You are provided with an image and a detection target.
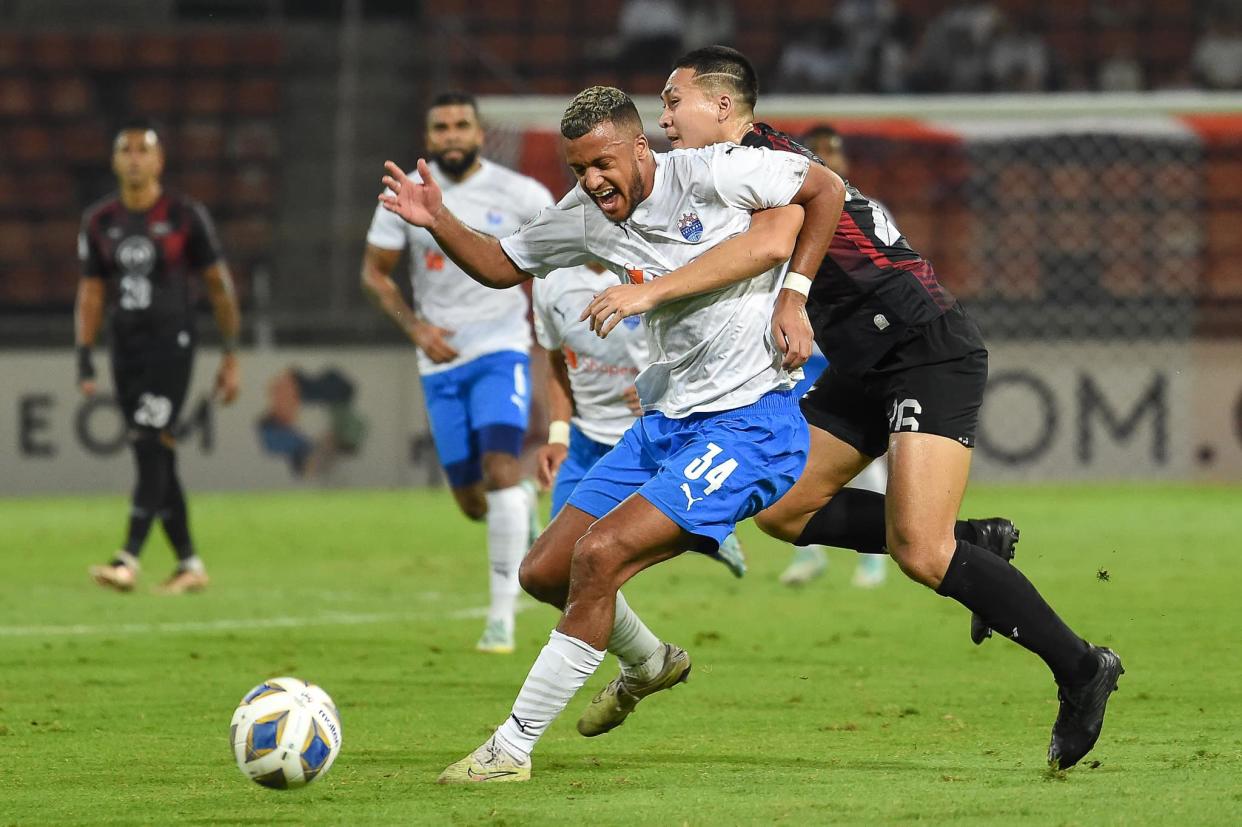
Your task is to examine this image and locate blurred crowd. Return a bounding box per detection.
[613,0,1242,93]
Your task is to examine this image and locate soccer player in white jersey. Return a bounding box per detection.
[532,263,747,578]
[361,92,552,654]
[378,85,847,782]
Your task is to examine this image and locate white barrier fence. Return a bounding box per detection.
[2,344,1240,496]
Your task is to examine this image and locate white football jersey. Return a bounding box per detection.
[501,143,810,418]
[533,266,650,446]
[367,158,554,375]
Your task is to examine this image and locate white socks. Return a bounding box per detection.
[610,592,664,682]
[484,485,530,628]
[494,630,605,761]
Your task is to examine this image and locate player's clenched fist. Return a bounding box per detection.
[379,159,443,229]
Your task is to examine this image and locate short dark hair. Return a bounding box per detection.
[560,86,642,140]
[428,91,479,114]
[114,117,161,143]
[673,45,759,112]
[802,124,840,144]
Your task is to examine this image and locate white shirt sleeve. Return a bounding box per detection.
[708,144,810,212]
[499,190,592,278]
[531,280,562,351]
[365,195,410,250]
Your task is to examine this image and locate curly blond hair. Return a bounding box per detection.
[560,86,642,140]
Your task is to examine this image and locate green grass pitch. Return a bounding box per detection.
[1,485,1238,825]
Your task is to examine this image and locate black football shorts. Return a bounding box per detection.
[110,330,195,436]
[800,304,988,458]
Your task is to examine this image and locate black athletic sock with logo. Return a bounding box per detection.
[122,436,170,558]
[794,488,988,555]
[936,540,1098,687]
[159,449,195,564]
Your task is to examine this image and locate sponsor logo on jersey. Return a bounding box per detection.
[625,266,644,285]
[677,211,703,242]
[486,209,504,226]
[424,250,446,271]
[116,235,157,277]
[622,316,641,330]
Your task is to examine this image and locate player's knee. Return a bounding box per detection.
[754,505,802,543]
[886,534,955,588]
[453,491,487,521]
[518,553,567,608]
[570,529,626,588]
[481,453,521,491]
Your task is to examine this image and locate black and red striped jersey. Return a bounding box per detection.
[79,190,223,342]
[743,122,956,373]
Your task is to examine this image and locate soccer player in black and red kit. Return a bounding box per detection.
[652,46,1122,770]
[75,120,242,594]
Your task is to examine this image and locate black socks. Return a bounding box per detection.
[124,437,170,556]
[123,437,195,563]
[794,488,887,553]
[159,449,195,563]
[794,488,984,555]
[936,540,1096,688]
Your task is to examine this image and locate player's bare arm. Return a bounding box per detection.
[771,162,845,368]
[379,159,531,289]
[74,275,105,397]
[360,242,459,363]
[580,205,804,337]
[536,348,575,490]
[203,261,242,405]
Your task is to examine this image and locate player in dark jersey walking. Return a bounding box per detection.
[584,46,1122,771]
[75,119,242,594]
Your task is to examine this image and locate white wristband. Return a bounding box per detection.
[782,271,813,297]
[547,420,571,446]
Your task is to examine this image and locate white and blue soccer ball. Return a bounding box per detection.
[229,676,342,789]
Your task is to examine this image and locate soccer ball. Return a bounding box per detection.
[229,676,342,789]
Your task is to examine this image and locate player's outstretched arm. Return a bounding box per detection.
[378,160,530,289]
[203,261,241,404]
[74,275,105,396]
[580,205,804,337]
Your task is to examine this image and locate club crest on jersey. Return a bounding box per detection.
[677,211,703,242]
[622,315,641,330]
[486,209,504,226]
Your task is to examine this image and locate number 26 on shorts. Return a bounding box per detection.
[682,442,738,496]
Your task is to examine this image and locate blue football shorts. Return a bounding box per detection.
[550,424,616,518]
[420,350,530,487]
[567,389,809,551]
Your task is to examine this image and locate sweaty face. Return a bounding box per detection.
[426,103,484,178]
[112,130,163,188]
[659,67,730,150]
[564,122,646,223]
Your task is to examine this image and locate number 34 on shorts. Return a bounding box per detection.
[679,442,737,510]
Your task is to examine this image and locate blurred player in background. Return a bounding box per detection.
[779,124,887,589]
[361,92,551,655]
[649,46,1122,769]
[76,119,241,595]
[532,263,746,577]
